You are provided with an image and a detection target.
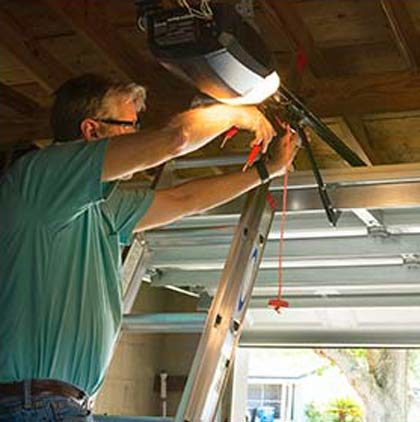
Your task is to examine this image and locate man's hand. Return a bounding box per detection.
[267,124,301,179]
[173,104,277,155]
[231,106,277,153]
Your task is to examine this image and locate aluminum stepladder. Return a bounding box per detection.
[175,181,275,422]
[121,233,151,314]
[121,164,166,313]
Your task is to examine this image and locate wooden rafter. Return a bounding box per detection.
[380,0,420,70]
[0,82,43,117]
[261,0,332,78]
[339,115,378,166]
[42,0,166,87]
[0,117,50,148]
[301,71,420,117]
[0,7,73,92]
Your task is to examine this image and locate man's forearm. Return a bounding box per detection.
[173,166,264,214]
[136,167,264,232]
[173,141,299,216]
[136,139,299,232]
[102,105,238,181]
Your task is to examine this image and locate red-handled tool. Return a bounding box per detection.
[220,126,239,149]
[242,144,262,172]
[220,126,263,172]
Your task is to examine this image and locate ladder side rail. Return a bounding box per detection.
[176,183,275,421]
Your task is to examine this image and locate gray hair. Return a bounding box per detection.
[103,82,147,115]
[50,74,147,142]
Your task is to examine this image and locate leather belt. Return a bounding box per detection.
[0,379,88,403]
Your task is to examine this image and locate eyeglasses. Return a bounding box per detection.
[96,118,141,131]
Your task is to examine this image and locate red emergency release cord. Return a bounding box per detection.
[269,47,308,313]
[268,128,291,313]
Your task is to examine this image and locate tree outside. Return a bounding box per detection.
[305,397,363,422]
[315,349,410,422]
[245,348,420,422]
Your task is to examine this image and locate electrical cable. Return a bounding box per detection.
[177,0,213,19]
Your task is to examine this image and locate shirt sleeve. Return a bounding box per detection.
[101,186,155,245]
[12,139,111,228]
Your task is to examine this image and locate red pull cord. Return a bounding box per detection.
[268,124,292,313]
[268,49,307,313]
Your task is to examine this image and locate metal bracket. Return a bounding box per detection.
[297,125,341,227]
[197,290,213,311]
[352,209,390,238]
[402,253,420,268]
[367,226,390,238]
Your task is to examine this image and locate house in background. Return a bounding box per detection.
[233,348,364,422]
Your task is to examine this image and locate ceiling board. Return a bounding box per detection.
[294,0,390,48]
[365,115,420,164]
[0,48,36,85]
[39,34,121,79]
[404,0,420,31]
[0,0,74,39]
[324,42,407,75]
[9,82,54,108]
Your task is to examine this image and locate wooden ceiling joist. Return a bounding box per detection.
[0,118,50,148]
[302,71,420,117]
[42,0,162,87]
[380,0,420,70]
[339,115,378,166]
[0,7,73,92]
[0,82,43,117]
[261,0,332,78]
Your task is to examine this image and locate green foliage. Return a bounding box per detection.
[346,349,367,360]
[409,350,420,380]
[314,364,330,376]
[304,402,324,422]
[304,398,363,422]
[326,397,363,422]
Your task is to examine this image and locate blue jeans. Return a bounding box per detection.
[0,393,94,421]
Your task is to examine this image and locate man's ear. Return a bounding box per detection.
[80,118,101,141]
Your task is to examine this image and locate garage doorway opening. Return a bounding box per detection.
[231,348,420,422]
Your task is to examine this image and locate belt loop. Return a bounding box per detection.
[23,380,31,409]
[82,395,91,411]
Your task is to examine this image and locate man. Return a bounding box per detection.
[0,74,299,420]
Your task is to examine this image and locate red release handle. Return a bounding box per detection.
[220,126,240,149]
[225,126,239,139]
[242,144,263,172]
[268,298,289,313]
[247,144,262,166]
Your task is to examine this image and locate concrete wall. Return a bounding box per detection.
[159,333,200,416]
[94,283,200,418]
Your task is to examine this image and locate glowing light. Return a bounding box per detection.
[220,71,280,106]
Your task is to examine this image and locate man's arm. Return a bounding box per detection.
[135,126,299,232]
[101,104,275,181]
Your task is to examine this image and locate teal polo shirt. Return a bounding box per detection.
[0,139,154,395]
